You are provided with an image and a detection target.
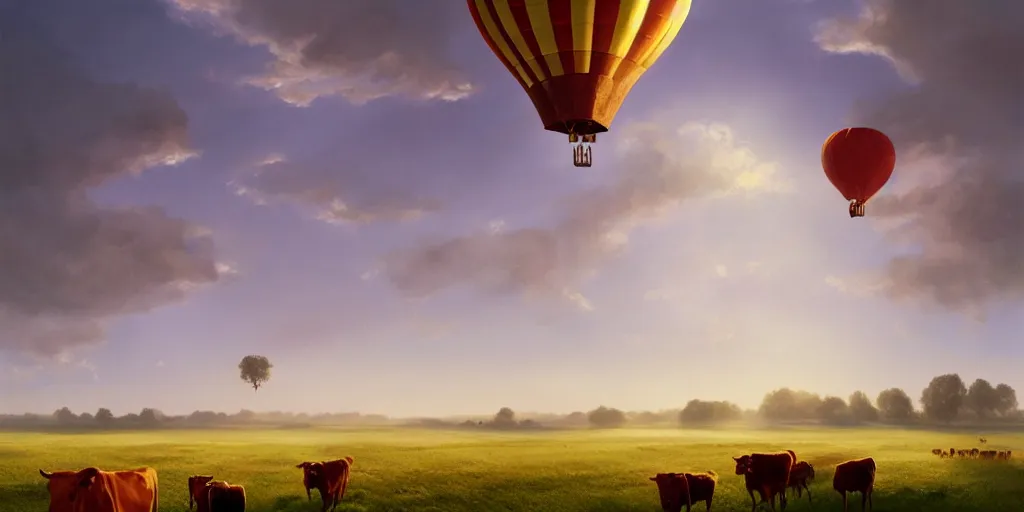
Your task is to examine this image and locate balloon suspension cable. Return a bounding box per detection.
[849,199,866,218]
[571,133,596,167]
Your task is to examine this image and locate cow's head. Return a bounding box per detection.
[296,462,324,500]
[805,463,815,481]
[732,455,752,475]
[187,475,214,510]
[39,468,102,512]
[649,473,688,512]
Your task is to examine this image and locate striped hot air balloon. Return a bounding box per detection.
[467,0,692,167]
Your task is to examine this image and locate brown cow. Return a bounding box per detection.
[833,457,875,512]
[39,467,158,512]
[189,475,246,512]
[734,452,794,512]
[788,461,815,505]
[649,471,717,512]
[296,457,354,512]
[650,473,692,512]
[206,481,246,512]
[189,475,215,512]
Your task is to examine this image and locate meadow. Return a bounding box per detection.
[1,426,1022,511]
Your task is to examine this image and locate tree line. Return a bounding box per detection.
[756,374,1018,425]
[1,373,1017,431]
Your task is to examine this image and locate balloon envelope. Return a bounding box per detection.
[467,0,692,136]
[821,127,896,203]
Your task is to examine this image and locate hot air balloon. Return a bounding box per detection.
[821,127,896,218]
[467,0,692,167]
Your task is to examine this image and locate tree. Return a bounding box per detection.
[759,388,822,421]
[238,355,273,392]
[817,396,850,424]
[995,383,1018,416]
[921,373,966,423]
[848,391,879,422]
[53,407,76,425]
[139,408,163,427]
[679,399,742,424]
[95,408,114,426]
[877,388,914,422]
[587,406,627,429]
[493,407,516,427]
[966,378,998,419]
[563,411,587,426]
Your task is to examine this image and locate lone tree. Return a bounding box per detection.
[238,355,273,392]
[493,407,517,427]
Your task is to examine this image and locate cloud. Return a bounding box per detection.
[381,121,780,305]
[168,0,473,106]
[0,10,223,358]
[232,154,441,224]
[816,0,1024,312]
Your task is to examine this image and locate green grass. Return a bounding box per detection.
[2,426,1022,511]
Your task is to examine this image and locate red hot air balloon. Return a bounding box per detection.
[821,127,896,217]
[467,0,692,167]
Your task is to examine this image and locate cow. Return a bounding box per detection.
[649,473,692,512]
[930,448,942,456]
[979,437,987,444]
[649,471,717,512]
[833,457,875,512]
[788,461,815,505]
[189,475,246,512]
[188,475,215,512]
[206,481,246,512]
[733,451,794,512]
[39,467,158,512]
[296,457,354,512]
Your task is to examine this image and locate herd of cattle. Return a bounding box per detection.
[35,443,1018,512]
[38,456,353,512]
[931,446,1013,459]
[651,451,875,512]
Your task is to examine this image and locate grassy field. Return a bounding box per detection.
[1,426,1022,511]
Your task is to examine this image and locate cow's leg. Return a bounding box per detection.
[841,491,848,512]
[780,489,787,511]
[805,484,813,506]
[748,489,757,512]
[320,490,330,512]
[705,497,712,511]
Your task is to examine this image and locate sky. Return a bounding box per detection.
[1,0,1022,418]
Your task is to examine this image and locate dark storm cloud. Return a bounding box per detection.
[816,0,1024,311]
[168,0,474,106]
[0,5,222,357]
[382,122,780,303]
